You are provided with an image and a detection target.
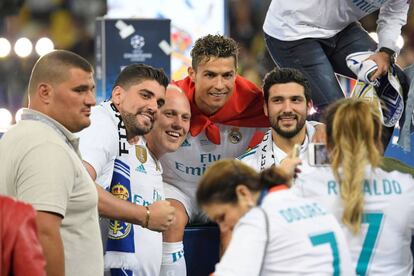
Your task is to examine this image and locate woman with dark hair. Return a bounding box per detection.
[295,98,414,275]
[197,159,354,276]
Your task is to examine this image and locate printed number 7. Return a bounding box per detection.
[310,232,340,276]
[356,212,384,276]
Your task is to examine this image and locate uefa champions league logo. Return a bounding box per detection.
[130,35,145,50]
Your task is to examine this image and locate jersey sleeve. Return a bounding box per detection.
[78,109,118,185]
[214,208,267,276]
[377,0,409,52]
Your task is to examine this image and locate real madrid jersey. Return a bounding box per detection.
[160,124,263,200]
[105,137,164,276]
[215,187,354,276]
[293,163,414,275]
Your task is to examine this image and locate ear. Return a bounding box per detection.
[111,86,123,106]
[235,184,255,207]
[188,67,196,82]
[37,83,52,104]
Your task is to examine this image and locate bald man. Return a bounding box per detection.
[0,50,103,275]
[97,84,191,275]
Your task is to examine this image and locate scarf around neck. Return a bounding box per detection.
[173,75,269,144]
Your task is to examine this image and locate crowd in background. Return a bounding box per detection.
[0,0,413,118]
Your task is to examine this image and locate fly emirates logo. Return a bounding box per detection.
[175,153,221,176]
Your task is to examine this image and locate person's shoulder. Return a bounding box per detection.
[238,146,259,161]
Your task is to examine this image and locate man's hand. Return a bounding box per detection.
[367,51,391,81]
[147,200,176,232]
[279,156,302,181]
[312,123,327,144]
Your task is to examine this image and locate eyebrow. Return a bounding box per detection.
[72,84,95,91]
[139,89,155,96]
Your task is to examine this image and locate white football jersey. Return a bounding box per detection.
[215,187,355,276]
[294,162,414,275]
[160,124,264,207]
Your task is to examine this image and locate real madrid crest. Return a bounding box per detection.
[135,145,147,163]
[228,127,242,144]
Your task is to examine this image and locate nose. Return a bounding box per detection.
[214,76,225,90]
[147,98,158,114]
[282,100,293,112]
[218,222,229,233]
[85,90,96,106]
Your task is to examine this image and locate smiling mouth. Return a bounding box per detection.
[166,131,181,139]
[140,113,154,122]
[209,92,227,97]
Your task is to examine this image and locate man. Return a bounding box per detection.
[0,50,103,275]
[78,66,180,275]
[159,34,270,276]
[263,0,409,113]
[239,67,316,171]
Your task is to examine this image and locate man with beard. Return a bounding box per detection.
[91,83,191,276]
[78,64,176,241]
[239,67,316,171]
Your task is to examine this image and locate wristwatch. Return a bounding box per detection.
[379,47,396,64]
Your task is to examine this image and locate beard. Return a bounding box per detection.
[121,110,154,137]
[270,112,306,138]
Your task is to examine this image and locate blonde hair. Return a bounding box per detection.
[325,98,382,234]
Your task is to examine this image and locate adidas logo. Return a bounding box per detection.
[136,164,147,174]
[181,139,191,147]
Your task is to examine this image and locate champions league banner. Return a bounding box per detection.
[95,18,171,102]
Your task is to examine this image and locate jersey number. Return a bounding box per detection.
[356,212,384,276]
[310,232,340,276]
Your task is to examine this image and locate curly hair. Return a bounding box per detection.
[190,34,239,69]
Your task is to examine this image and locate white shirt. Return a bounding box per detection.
[239,122,315,171]
[294,164,414,275]
[263,0,409,52]
[78,101,119,189]
[215,187,355,276]
[160,124,264,199]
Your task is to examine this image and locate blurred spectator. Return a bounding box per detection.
[1,195,46,276]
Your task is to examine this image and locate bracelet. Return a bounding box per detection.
[144,206,150,228]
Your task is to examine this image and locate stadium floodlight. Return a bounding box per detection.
[0,108,12,129]
[14,37,33,58]
[35,37,54,56]
[0,38,11,58]
[15,108,24,122]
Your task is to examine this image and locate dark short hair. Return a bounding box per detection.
[29,50,93,94]
[190,34,239,69]
[262,68,311,103]
[113,63,169,90]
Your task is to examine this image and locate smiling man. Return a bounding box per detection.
[239,67,316,171]
[159,34,270,276]
[78,64,177,275]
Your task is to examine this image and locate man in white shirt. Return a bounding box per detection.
[263,0,410,145]
[239,67,316,171]
[78,65,179,275]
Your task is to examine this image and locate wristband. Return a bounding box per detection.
[144,206,150,228]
